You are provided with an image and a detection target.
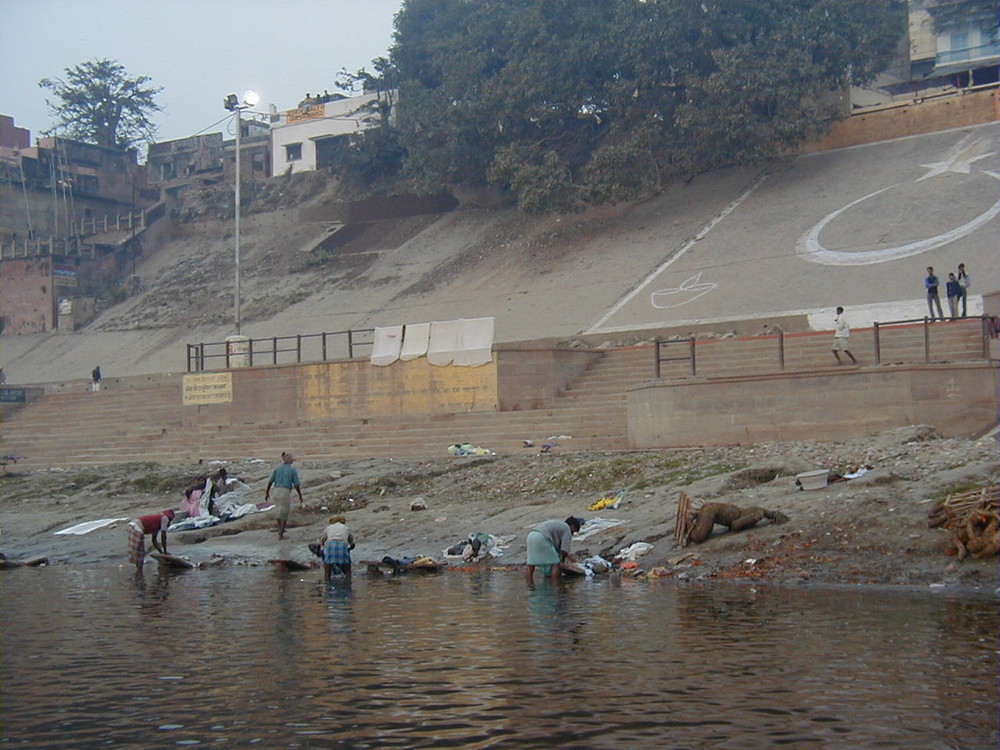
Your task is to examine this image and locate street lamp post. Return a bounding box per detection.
[223,90,259,336]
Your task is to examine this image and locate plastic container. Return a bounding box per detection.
[796,469,829,490]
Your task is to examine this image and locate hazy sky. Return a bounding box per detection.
[0,0,404,146]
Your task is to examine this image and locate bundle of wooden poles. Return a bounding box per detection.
[928,485,1000,560]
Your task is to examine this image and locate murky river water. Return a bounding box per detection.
[1,566,996,749]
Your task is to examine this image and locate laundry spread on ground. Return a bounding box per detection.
[615,542,654,561]
[574,517,629,541]
[589,491,624,511]
[447,443,494,456]
[54,518,128,535]
[442,532,514,561]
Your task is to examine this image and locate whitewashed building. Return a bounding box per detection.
[270,92,390,175]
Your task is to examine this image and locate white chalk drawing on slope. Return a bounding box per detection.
[650,271,717,309]
[797,135,1000,266]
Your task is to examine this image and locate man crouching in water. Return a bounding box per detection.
[524,516,583,584]
[127,509,175,573]
[318,515,355,581]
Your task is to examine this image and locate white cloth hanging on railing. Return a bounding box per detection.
[427,320,460,366]
[453,317,495,367]
[400,323,431,361]
[370,325,404,366]
[372,317,495,367]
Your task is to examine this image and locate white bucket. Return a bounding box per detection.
[796,469,829,490]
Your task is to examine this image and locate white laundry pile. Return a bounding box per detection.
[579,555,615,576]
[442,533,514,561]
[615,542,654,561]
[169,479,269,532]
[574,517,629,541]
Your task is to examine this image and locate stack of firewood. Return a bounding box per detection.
[928,485,1000,560]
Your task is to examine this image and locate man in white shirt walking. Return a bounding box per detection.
[831,306,858,365]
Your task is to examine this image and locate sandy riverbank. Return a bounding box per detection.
[2,425,997,592]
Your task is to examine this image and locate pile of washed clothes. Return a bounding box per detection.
[443,532,513,561]
[169,475,269,532]
[447,443,494,456]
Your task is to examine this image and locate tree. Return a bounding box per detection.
[40,59,163,149]
[323,58,406,189]
[385,0,906,212]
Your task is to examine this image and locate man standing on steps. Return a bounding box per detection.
[925,267,944,322]
[265,452,303,540]
[956,262,970,318]
[831,307,857,365]
[91,365,102,392]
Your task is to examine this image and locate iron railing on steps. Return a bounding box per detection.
[873,315,996,364]
[187,328,375,371]
[654,316,995,378]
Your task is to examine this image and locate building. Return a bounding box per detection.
[0,114,30,158]
[147,132,224,184]
[222,118,271,183]
[0,122,157,335]
[270,91,390,175]
[855,0,999,105]
[907,0,999,88]
[1,130,144,244]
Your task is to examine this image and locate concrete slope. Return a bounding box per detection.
[1,123,996,385]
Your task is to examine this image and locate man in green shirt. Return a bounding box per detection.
[265,452,303,540]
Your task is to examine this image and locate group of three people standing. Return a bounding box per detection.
[926,263,970,321]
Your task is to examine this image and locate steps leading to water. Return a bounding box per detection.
[1,318,988,468]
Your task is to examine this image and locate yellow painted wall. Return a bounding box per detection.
[299,356,498,418]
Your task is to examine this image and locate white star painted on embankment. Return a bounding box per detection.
[918,136,995,181]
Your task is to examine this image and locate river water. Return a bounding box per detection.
[1,566,996,749]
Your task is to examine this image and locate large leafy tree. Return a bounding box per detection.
[323,58,406,188]
[387,0,906,212]
[40,59,163,149]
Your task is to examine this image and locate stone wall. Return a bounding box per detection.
[495,347,602,410]
[0,257,53,334]
[182,356,501,427]
[801,87,997,154]
[626,362,997,447]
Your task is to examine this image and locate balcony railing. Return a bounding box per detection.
[937,40,1000,66]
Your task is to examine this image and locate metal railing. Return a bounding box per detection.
[653,317,995,379]
[655,328,786,378]
[655,338,697,377]
[70,209,146,237]
[186,328,375,372]
[873,315,995,365]
[936,41,1000,66]
[0,204,164,260]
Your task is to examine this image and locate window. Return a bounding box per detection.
[285,143,302,162]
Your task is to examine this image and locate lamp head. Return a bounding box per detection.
[242,90,259,107]
[223,93,238,111]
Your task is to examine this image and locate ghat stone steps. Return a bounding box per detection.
[0,318,987,468]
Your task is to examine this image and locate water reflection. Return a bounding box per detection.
[1,567,996,749]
